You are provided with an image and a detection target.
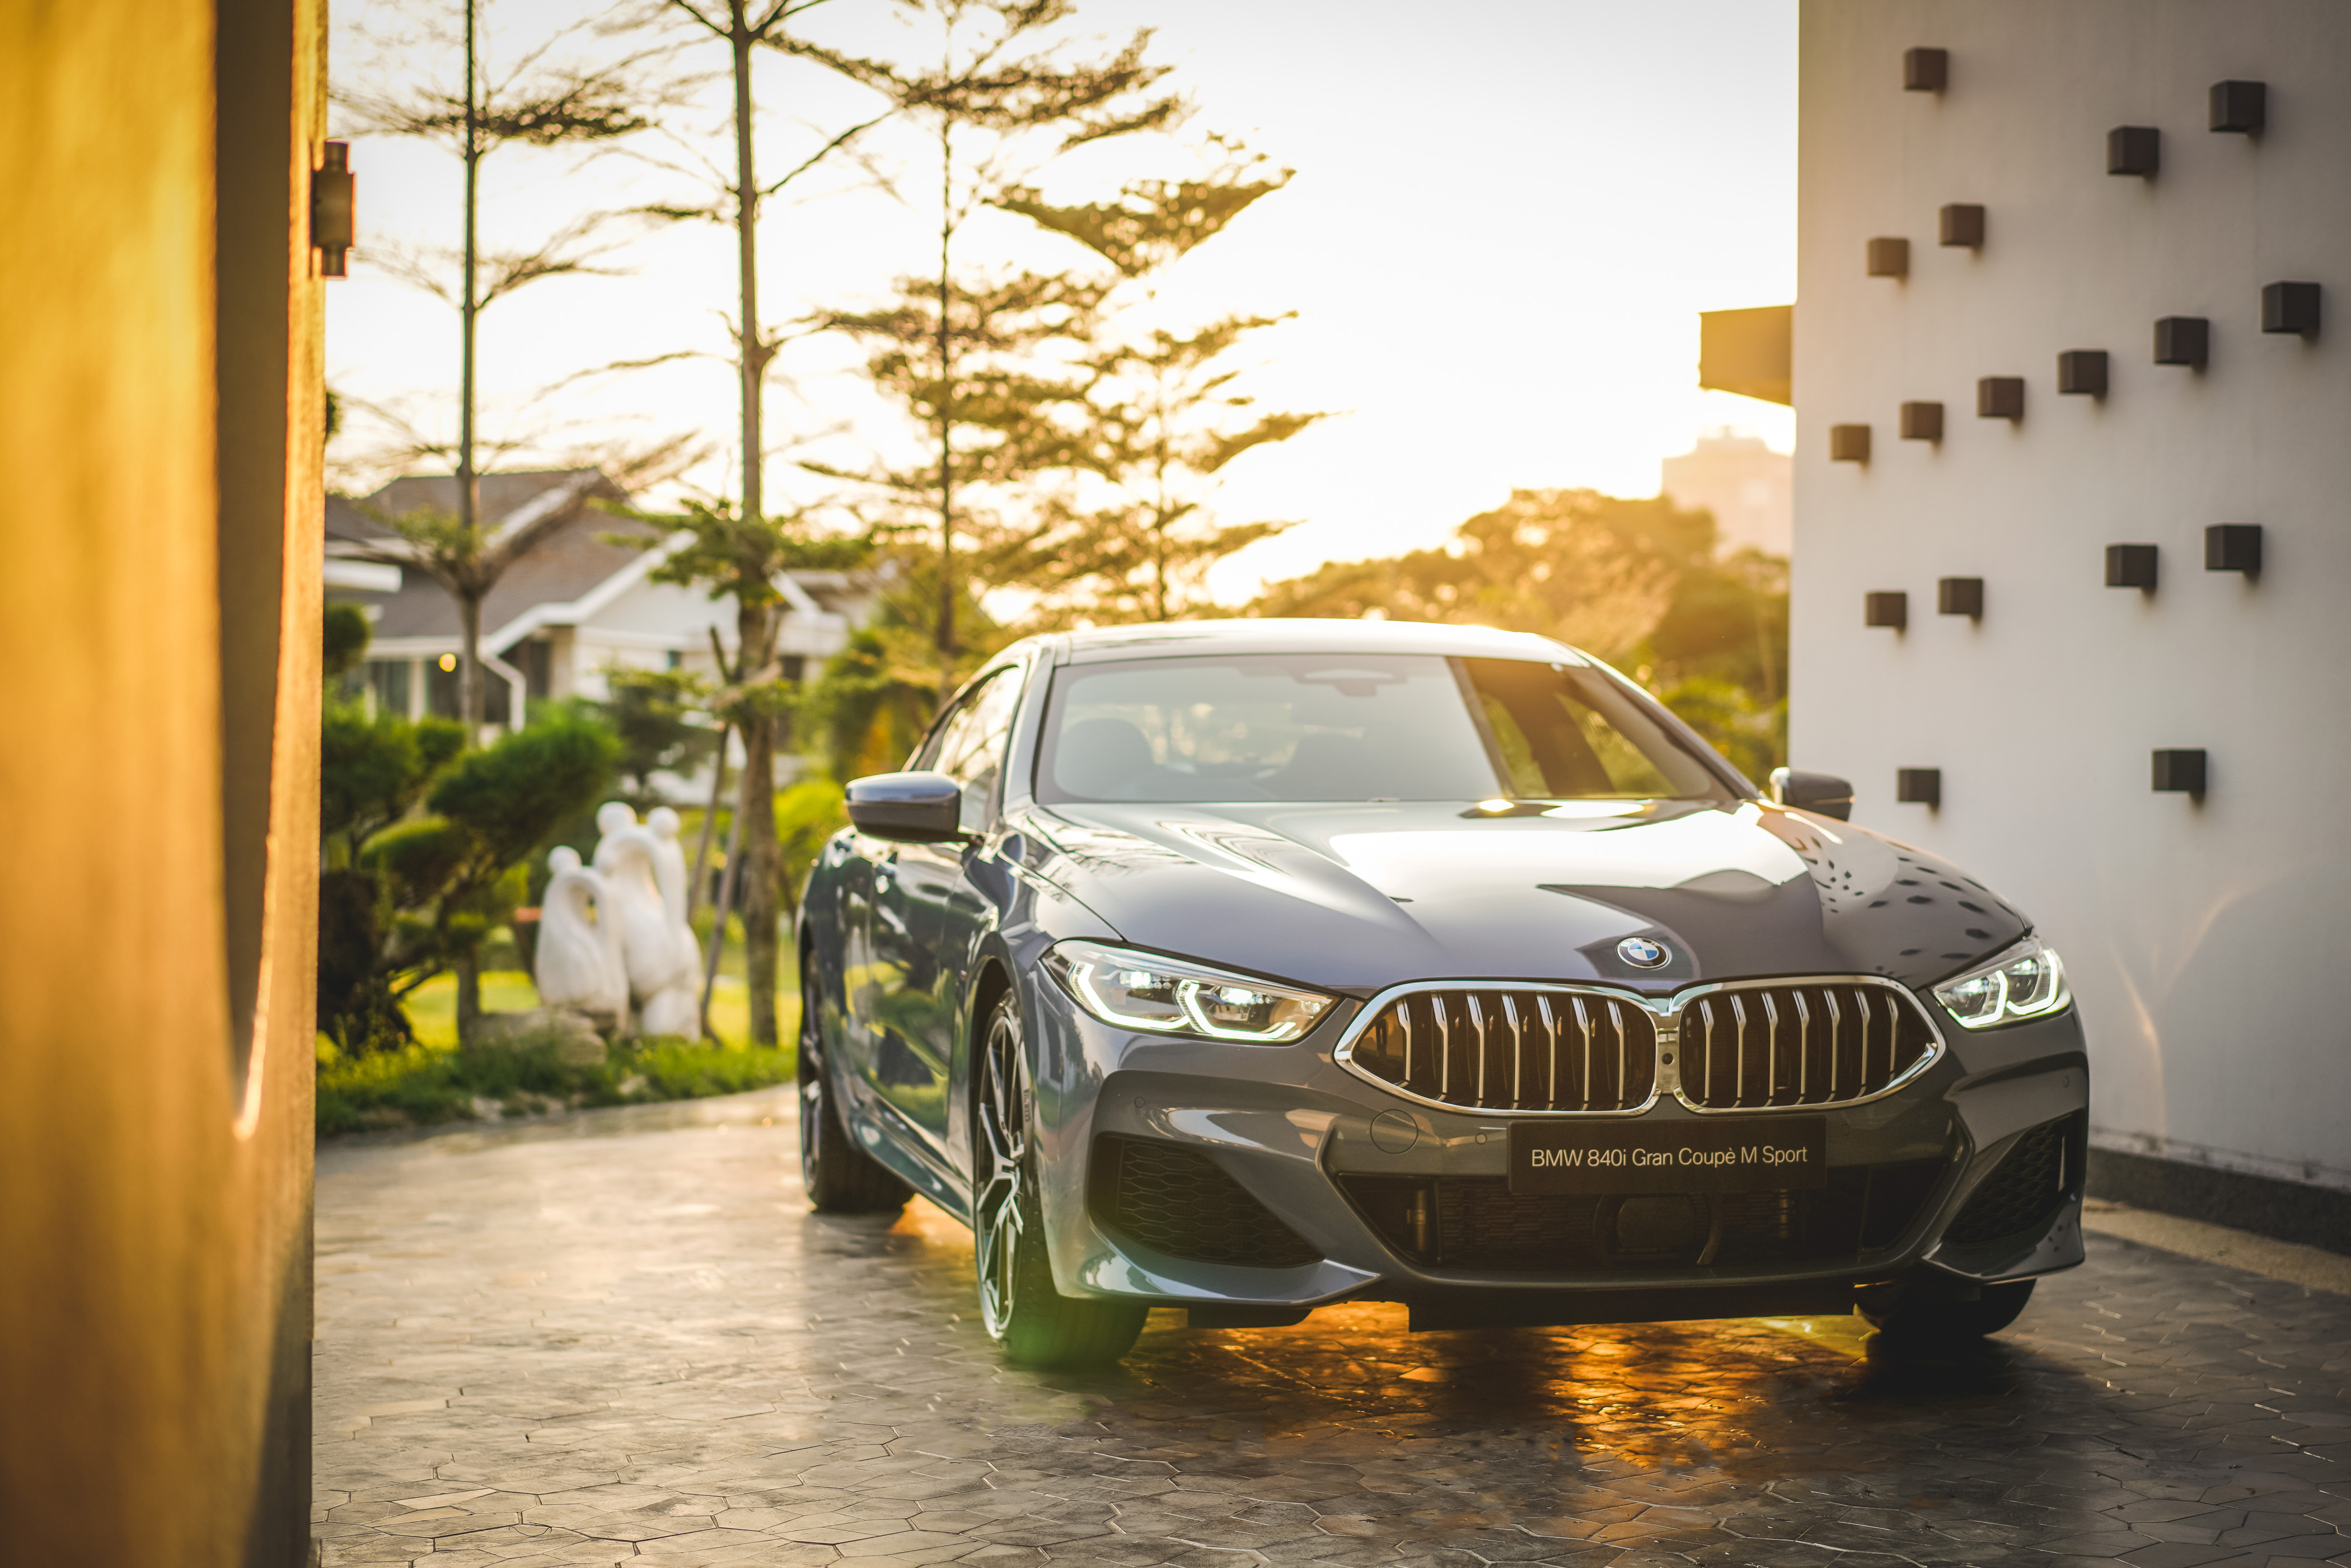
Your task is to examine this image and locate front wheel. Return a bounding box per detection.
[973,993,1146,1368]
[798,969,910,1214]
[1858,1278,2035,1345]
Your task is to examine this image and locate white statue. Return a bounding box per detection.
[644,806,703,978]
[534,845,627,1021]
[591,802,703,1037]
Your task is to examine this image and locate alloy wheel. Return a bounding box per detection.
[973,1004,1029,1341]
[798,1013,825,1196]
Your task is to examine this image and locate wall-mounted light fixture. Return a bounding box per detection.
[1865,591,1908,629]
[2057,350,2109,397]
[2151,749,2207,794]
[1900,401,1945,441]
[2205,523,2262,575]
[1905,48,1949,92]
[1977,377,2025,420]
[1830,424,1872,462]
[2109,126,2161,177]
[1866,237,1910,278]
[1938,204,1985,248]
[2106,544,2158,591]
[1895,769,1942,807]
[2154,316,2209,367]
[1937,577,1984,618]
[2210,80,2266,134]
[2262,281,2320,338]
[311,141,355,278]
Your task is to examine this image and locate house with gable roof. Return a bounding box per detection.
[322,467,873,766]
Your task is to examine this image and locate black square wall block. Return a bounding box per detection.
[1977,377,2025,420]
[1904,48,1948,91]
[1938,203,1985,247]
[2106,544,2158,590]
[2154,316,2209,367]
[1899,401,1945,441]
[2109,125,2161,176]
[2210,79,2266,134]
[1895,769,1942,807]
[1864,591,1908,629]
[2152,749,2207,794]
[1937,577,1984,617]
[2058,349,2110,396]
[1866,237,1910,278]
[2263,281,2320,337]
[1829,424,1871,462]
[2205,523,2262,574]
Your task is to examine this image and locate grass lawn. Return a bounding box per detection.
[401,968,798,1052]
[319,957,801,1138]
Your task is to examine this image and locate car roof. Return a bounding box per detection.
[1047,617,1592,667]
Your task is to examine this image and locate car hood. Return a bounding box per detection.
[1015,799,2027,996]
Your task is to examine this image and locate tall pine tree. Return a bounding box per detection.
[798,0,1180,698]
[994,140,1320,622]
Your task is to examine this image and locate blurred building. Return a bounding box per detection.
[0,1,322,1562]
[325,471,875,781]
[1790,0,2351,1247]
[1660,429,1792,556]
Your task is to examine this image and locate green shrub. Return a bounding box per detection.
[316,1033,795,1137]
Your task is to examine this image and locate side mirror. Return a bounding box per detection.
[1769,766,1854,822]
[846,770,967,843]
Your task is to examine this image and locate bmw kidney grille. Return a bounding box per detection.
[1339,980,1940,1114]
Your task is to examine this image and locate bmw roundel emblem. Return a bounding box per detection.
[1617,936,1670,968]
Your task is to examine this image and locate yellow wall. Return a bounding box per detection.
[0,2,324,1563]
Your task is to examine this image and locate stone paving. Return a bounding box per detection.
[315,1089,2351,1568]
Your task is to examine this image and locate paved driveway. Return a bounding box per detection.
[315,1091,2351,1568]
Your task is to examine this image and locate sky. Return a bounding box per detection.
[326,0,1797,602]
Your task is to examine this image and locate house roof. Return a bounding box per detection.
[324,468,661,644]
[325,469,627,541]
[324,467,884,656]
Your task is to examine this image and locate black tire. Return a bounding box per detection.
[798,969,911,1214]
[973,993,1146,1368]
[1858,1278,2035,1344]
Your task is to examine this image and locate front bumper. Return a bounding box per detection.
[1024,971,2088,1325]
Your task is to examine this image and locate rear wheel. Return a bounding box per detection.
[973,993,1146,1368]
[798,968,911,1214]
[1858,1278,2035,1344]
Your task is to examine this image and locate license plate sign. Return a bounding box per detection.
[1508,1116,1828,1195]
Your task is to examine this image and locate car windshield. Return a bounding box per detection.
[1037,652,1733,805]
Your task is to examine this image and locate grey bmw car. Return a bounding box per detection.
[795,620,2086,1366]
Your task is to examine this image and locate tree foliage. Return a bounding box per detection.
[814,270,1100,549]
[774,771,851,918]
[324,601,374,682]
[318,696,617,1055]
[599,667,717,804]
[989,141,1317,622]
[1249,489,1788,778]
[621,499,865,1043]
[803,0,1183,692]
[802,553,1001,782]
[335,1,659,736]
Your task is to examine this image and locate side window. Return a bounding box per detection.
[927,667,1023,830]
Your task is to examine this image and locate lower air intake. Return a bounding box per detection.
[1089,1135,1322,1269]
[1341,1159,1945,1273]
[1945,1112,2082,1246]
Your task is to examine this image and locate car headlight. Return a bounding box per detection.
[1042,940,1336,1043]
[1932,935,2070,1029]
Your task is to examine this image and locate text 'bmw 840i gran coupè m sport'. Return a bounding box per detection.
[795,620,2086,1366]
